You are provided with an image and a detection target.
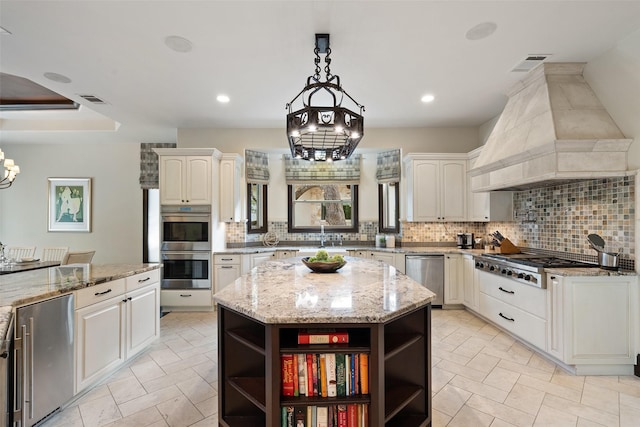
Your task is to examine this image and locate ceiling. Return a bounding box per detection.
[1,0,640,146]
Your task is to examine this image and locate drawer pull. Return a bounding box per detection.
[221,258,233,261]
[138,277,151,283]
[498,287,515,294]
[221,266,234,269]
[499,312,515,322]
[180,294,192,298]
[94,289,112,296]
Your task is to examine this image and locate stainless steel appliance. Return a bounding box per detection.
[474,253,595,289]
[161,251,211,289]
[161,205,211,251]
[14,294,74,427]
[405,254,444,307]
[456,233,474,249]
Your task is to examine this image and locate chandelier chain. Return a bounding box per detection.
[324,47,332,80]
[314,46,321,80]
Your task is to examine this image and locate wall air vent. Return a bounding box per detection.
[511,54,551,72]
[78,94,107,104]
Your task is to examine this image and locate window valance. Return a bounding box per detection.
[245,150,270,184]
[376,149,401,183]
[284,154,361,184]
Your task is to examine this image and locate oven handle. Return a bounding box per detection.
[161,251,211,261]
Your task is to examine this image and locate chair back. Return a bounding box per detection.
[7,246,37,260]
[41,247,69,262]
[61,250,96,265]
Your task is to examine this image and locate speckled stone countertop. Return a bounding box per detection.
[544,267,637,276]
[0,264,160,348]
[215,246,481,255]
[213,257,436,324]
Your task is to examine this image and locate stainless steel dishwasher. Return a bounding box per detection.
[14,294,74,427]
[405,254,444,307]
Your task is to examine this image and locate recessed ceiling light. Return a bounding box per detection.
[465,22,498,41]
[421,94,435,103]
[43,72,72,84]
[216,94,230,103]
[164,35,193,53]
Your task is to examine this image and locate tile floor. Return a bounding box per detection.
[40,309,640,427]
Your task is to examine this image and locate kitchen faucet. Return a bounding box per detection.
[320,224,325,247]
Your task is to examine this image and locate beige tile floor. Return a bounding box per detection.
[40,309,640,427]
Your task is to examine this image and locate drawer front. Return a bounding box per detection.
[479,293,546,350]
[125,269,160,292]
[76,279,126,309]
[276,250,297,259]
[214,254,241,265]
[478,271,546,318]
[161,289,212,307]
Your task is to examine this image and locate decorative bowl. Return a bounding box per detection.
[301,257,347,273]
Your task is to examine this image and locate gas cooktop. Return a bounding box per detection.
[480,253,596,269]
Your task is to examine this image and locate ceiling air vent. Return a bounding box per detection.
[78,94,107,104]
[511,54,551,72]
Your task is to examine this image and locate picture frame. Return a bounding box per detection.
[48,178,92,232]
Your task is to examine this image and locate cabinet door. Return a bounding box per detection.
[371,251,395,266]
[412,160,440,221]
[185,156,212,205]
[444,254,463,304]
[159,156,186,205]
[440,160,466,221]
[126,283,160,359]
[76,296,125,392]
[462,255,478,310]
[215,264,240,293]
[220,157,241,222]
[251,252,275,269]
[546,274,564,360]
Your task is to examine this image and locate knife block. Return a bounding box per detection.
[498,238,520,254]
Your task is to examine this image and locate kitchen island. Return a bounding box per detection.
[214,257,436,427]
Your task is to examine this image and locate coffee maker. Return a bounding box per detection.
[456,233,474,249]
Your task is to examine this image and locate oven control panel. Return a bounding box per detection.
[473,257,544,288]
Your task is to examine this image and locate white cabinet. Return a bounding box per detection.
[242,252,276,274]
[444,254,463,304]
[404,154,467,221]
[467,148,513,221]
[546,274,638,374]
[276,249,298,259]
[214,254,242,293]
[161,289,212,308]
[158,155,212,205]
[348,250,404,273]
[462,254,479,310]
[220,154,243,222]
[76,270,160,393]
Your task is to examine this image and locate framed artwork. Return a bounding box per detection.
[48,178,92,232]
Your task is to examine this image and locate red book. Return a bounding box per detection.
[363,403,369,427]
[347,404,357,427]
[337,405,348,427]
[298,329,349,345]
[306,353,314,396]
[281,354,295,396]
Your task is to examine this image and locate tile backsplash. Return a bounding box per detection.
[226,176,635,263]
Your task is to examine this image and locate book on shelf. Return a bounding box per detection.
[335,353,346,397]
[306,353,314,396]
[295,407,306,426]
[316,406,328,427]
[319,354,328,398]
[337,404,347,427]
[297,354,306,396]
[344,354,350,396]
[298,329,349,345]
[282,406,294,427]
[283,404,369,427]
[281,354,296,397]
[359,353,369,395]
[326,353,337,397]
[293,355,300,396]
[312,354,319,396]
[347,404,357,426]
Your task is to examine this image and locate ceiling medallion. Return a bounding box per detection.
[286,34,364,162]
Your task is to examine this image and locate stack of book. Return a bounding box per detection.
[282,404,369,427]
[281,352,369,398]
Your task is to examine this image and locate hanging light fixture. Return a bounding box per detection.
[286,34,364,162]
[0,148,20,189]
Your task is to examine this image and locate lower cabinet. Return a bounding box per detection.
[546,274,638,374]
[444,254,463,305]
[75,270,160,393]
[462,254,479,311]
[214,254,242,294]
[218,304,432,426]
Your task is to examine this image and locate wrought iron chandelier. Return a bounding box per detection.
[0,148,20,189]
[286,34,364,162]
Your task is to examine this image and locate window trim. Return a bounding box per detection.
[378,182,400,234]
[246,183,268,234]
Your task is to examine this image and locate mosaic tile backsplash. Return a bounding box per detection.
[226,176,635,264]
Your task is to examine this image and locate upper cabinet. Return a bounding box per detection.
[404,154,467,222]
[157,153,215,205]
[219,154,243,222]
[467,147,513,222]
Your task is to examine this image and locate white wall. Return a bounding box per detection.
[0,143,142,263]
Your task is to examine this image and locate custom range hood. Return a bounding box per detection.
[470,63,632,191]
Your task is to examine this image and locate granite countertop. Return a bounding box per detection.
[213,257,436,324]
[0,263,161,348]
[544,267,637,276]
[215,246,481,255]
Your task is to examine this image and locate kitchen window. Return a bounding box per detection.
[378,182,400,233]
[288,184,358,233]
[247,182,268,234]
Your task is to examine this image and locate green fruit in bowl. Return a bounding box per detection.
[330,254,345,263]
[307,257,317,262]
[315,249,329,261]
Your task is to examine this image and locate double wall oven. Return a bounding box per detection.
[161,206,211,290]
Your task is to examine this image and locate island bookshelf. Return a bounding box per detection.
[217,304,432,426]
